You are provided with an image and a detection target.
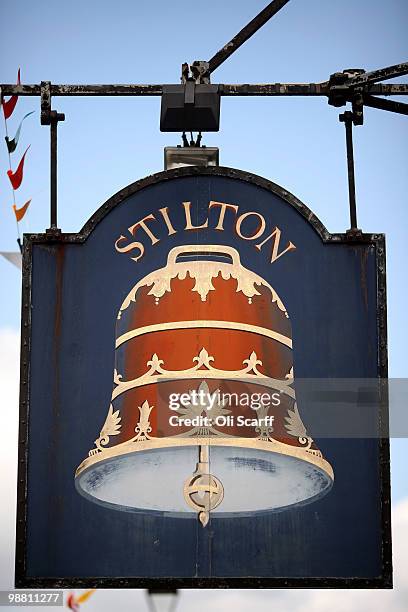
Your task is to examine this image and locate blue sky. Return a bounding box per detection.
[0,0,407,607]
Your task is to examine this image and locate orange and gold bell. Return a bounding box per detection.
[75,245,334,523]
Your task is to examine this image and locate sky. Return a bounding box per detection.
[0,0,407,610]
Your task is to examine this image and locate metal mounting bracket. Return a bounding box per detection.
[40,81,65,233]
[340,110,361,235]
[181,61,211,85]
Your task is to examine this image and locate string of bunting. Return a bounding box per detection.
[1,68,34,253]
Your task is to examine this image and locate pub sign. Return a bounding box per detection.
[16,166,391,588]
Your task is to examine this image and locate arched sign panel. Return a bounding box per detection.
[16,166,391,588]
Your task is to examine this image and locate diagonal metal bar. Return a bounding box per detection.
[348,62,408,86]
[363,95,408,116]
[369,83,408,96]
[208,0,291,73]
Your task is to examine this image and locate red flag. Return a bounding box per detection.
[66,594,79,611]
[7,145,30,190]
[13,199,31,222]
[2,68,21,120]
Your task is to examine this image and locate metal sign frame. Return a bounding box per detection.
[15,165,391,589]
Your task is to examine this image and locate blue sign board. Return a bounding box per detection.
[16,166,391,588]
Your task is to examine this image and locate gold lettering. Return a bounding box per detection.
[236,212,266,241]
[158,206,177,236]
[183,201,208,230]
[209,201,238,231]
[255,226,296,263]
[114,235,145,263]
[115,201,296,265]
[128,214,160,246]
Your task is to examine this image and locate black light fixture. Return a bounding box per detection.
[160,84,220,132]
[161,60,220,167]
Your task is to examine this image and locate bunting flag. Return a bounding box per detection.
[2,67,34,241]
[0,251,22,269]
[2,68,21,120]
[66,595,79,612]
[76,591,96,604]
[7,145,30,190]
[13,199,31,222]
[67,590,96,611]
[5,111,34,154]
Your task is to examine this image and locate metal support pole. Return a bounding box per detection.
[208,0,291,73]
[47,111,65,232]
[363,94,408,115]
[50,116,58,229]
[40,81,65,232]
[340,111,360,234]
[1,81,407,98]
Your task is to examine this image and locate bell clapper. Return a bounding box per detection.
[183,444,224,527]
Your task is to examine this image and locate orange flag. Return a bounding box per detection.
[7,145,30,190]
[67,590,96,611]
[13,199,31,222]
[2,68,21,120]
[76,591,96,604]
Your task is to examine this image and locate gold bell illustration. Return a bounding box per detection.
[75,245,334,523]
